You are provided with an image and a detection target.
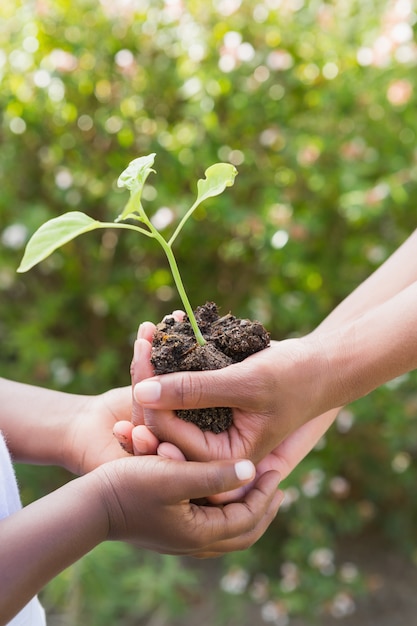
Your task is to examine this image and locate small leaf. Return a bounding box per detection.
[117,153,156,192]
[168,162,238,247]
[116,153,156,222]
[196,163,238,205]
[17,211,102,272]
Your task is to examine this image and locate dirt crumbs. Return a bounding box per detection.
[151,302,270,433]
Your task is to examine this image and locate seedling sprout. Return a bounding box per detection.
[18,153,238,345]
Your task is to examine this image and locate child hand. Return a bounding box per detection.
[94,455,283,556]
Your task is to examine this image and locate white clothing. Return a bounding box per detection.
[0,433,47,626]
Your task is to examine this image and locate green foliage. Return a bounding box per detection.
[2,0,417,623]
[40,543,197,625]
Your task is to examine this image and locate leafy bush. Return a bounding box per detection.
[1,0,417,623]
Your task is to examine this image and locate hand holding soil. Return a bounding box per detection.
[128,323,326,466]
[129,274,417,475]
[151,302,270,433]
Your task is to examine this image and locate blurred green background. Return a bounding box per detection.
[1,0,417,624]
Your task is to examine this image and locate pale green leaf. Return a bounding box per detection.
[17,211,102,272]
[116,153,156,222]
[168,163,238,247]
[196,163,238,205]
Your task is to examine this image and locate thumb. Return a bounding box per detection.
[134,362,257,411]
[167,459,257,502]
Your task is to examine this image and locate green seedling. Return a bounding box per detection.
[18,153,237,346]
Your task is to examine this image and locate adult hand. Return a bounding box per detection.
[113,320,339,503]
[132,334,327,465]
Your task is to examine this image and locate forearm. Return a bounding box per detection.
[0,472,107,624]
[316,228,417,332]
[316,280,417,413]
[0,378,88,466]
[279,277,417,473]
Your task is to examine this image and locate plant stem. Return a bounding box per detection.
[168,199,198,247]
[160,239,207,346]
[101,221,154,238]
[134,214,206,346]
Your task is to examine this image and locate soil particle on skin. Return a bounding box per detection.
[151,302,270,433]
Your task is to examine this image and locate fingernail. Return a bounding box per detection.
[134,380,161,403]
[137,323,144,339]
[234,460,255,481]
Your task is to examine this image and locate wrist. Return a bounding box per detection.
[307,327,355,413]
[309,282,417,412]
[275,334,335,426]
[310,300,409,411]
[59,394,96,474]
[93,461,128,542]
[306,334,340,417]
[65,471,111,548]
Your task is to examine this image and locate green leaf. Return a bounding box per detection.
[168,162,238,247]
[116,153,156,222]
[196,163,238,205]
[17,211,102,272]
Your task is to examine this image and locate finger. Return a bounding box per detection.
[133,359,261,411]
[113,420,134,454]
[131,425,159,456]
[190,471,283,554]
[206,482,253,505]
[203,489,284,555]
[137,321,156,341]
[207,458,276,505]
[145,470,281,557]
[171,310,185,321]
[157,442,187,461]
[165,459,257,503]
[131,338,154,426]
[130,322,154,389]
[143,406,226,462]
[132,338,154,381]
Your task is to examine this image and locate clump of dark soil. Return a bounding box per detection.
[151,302,270,433]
